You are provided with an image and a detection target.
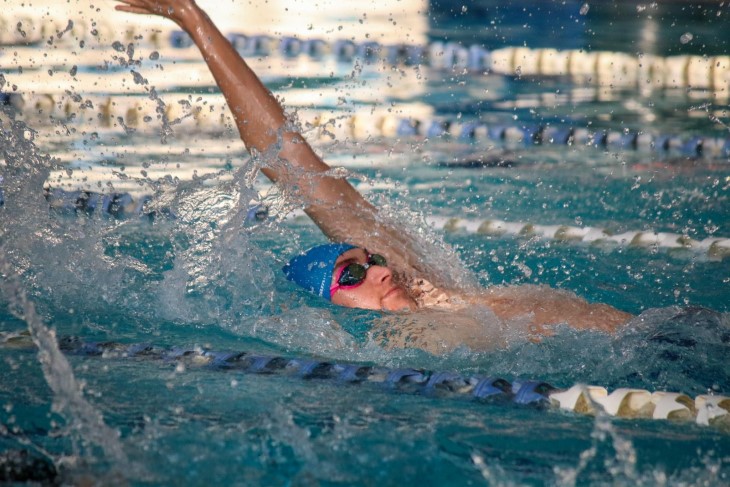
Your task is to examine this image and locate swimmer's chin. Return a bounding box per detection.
[380,288,418,312]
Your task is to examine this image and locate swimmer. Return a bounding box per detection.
[283,244,631,333]
[114,0,632,348]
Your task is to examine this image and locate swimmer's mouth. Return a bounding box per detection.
[382,286,402,301]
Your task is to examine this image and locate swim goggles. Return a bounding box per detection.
[329,253,387,295]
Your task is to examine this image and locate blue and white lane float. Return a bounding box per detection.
[24,188,730,260]
[3,16,730,92]
[4,92,730,159]
[1,332,727,429]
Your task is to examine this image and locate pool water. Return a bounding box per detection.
[1,0,729,484]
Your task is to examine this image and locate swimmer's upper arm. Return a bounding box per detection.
[264,129,424,277]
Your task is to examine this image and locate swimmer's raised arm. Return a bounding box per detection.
[114,0,425,276]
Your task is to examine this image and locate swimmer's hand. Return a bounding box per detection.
[114,0,199,26]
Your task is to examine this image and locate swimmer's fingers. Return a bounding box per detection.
[115,5,153,16]
[114,0,198,24]
[114,0,149,8]
[114,0,155,16]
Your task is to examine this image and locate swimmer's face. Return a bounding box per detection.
[329,248,417,312]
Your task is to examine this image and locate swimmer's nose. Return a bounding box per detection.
[367,264,392,285]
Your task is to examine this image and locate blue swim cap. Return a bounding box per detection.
[283,243,357,300]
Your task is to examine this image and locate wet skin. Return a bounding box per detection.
[328,249,632,334]
[329,248,417,312]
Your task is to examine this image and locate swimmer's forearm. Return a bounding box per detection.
[178,9,376,192]
[178,7,291,161]
[175,8,413,255]
[116,1,293,164]
[177,8,383,229]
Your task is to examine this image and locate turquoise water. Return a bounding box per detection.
[2,0,730,484]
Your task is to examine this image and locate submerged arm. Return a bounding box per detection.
[115,0,425,275]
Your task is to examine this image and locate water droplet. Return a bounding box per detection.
[149,51,160,61]
[680,32,693,44]
[112,41,125,52]
[579,3,590,15]
[462,6,468,13]
[130,70,148,85]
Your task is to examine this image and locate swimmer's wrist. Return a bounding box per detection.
[176,2,208,31]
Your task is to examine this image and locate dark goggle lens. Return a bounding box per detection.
[337,254,387,287]
[338,264,367,286]
[368,254,387,266]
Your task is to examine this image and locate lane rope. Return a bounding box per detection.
[2,16,729,91]
[4,92,730,159]
[1,333,726,429]
[2,188,725,260]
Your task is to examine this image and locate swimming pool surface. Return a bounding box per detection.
[1,0,729,484]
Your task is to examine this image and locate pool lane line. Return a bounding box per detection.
[428,216,730,260]
[4,17,730,92]
[5,92,730,160]
[2,187,727,260]
[1,332,728,429]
